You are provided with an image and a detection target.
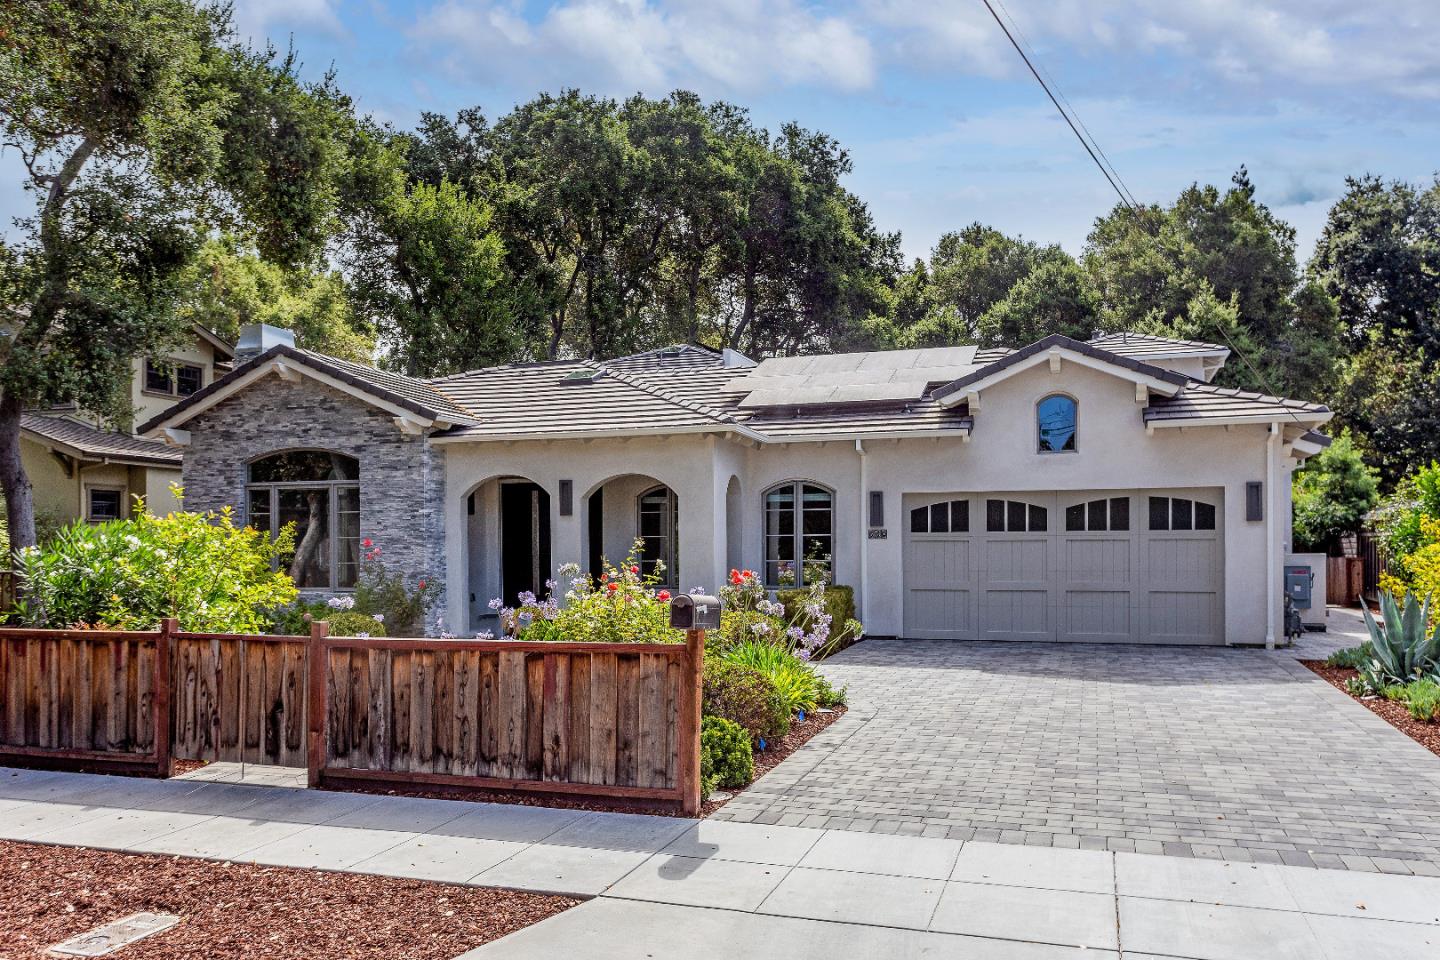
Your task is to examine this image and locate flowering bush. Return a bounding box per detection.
[9,491,297,632]
[351,538,439,636]
[491,543,682,644]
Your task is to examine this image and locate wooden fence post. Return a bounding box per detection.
[679,628,705,815]
[154,618,177,777]
[306,621,330,788]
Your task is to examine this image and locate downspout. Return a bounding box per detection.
[855,439,867,623]
[1265,422,1280,649]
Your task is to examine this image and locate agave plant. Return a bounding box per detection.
[1358,591,1440,691]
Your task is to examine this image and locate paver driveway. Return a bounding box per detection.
[712,610,1440,874]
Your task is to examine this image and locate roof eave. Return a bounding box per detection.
[429,423,768,444]
[933,336,1187,407]
[1144,411,1333,429]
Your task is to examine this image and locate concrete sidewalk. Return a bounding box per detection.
[4,767,1439,959]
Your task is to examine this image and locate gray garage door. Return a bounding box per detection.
[903,490,1223,644]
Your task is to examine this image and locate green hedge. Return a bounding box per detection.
[702,656,789,743]
[777,584,859,657]
[700,715,754,798]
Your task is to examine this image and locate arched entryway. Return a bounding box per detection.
[464,476,552,629]
[584,474,678,587]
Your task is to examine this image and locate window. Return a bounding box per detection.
[910,499,970,534]
[1148,496,1217,531]
[247,451,361,590]
[87,487,124,522]
[764,482,833,586]
[637,485,678,586]
[1065,497,1131,532]
[144,360,204,397]
[986,499,1047,532]
[1037,394,1077,453]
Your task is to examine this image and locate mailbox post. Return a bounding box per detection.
[670,593,721,814]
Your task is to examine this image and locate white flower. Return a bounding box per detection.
[327,595,355,610]
[355,631,370,638]
[124,534,141,549]
[558,561,581,577]
[371,613,385,623]
[474,630,495,640]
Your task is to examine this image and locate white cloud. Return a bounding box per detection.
[230,0,345,43]
[408,0,875,95]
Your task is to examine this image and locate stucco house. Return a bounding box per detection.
[140,325,1331,647]
[23,324,233,524]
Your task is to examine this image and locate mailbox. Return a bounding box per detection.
[669,593,722,631]
[1285,565,1314,610]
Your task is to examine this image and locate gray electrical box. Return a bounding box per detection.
[1285,565,1314,610]
[669,593,722,631]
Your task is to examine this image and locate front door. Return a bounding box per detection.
[500,482,551,607]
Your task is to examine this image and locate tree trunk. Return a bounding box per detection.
[0,392,36,563]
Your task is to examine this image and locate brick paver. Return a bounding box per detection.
[712,609,1440,873]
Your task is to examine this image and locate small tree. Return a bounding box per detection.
[1291,430,1380,552]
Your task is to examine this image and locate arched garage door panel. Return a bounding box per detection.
[903,489,1223,644]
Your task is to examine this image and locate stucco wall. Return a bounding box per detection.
[180,374,446,614]
[130,339,221,430]
[441,360,1292,645]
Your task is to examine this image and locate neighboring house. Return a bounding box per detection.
[141,325,1332,646]
[23,324,234,524]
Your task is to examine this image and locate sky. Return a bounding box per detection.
[8,1,1440,261]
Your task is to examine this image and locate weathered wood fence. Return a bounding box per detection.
[0,621,704,812]
[0,625,171,775]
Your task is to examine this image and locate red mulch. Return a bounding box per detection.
[327,706,847,819]
[1302,661,1440,758]
[0,840,576,960]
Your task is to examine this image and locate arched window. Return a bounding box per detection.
[1037,394,1078,453]
[636,485,678,587]
[764,481,834,587]
[247,451,361,590]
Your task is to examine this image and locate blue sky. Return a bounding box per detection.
[9,1,1440,262]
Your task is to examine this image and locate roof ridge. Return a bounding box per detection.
[297,348,485,422]
[593,361,738,425]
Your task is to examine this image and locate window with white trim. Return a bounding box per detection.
[247,451,361,589]
[764,481,833,587]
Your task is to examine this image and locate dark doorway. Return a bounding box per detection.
[587,489,604,578]
[500,481,551,606]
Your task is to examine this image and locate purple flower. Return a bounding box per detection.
[487,597,503,610]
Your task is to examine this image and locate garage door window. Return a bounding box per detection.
[910,499,970,534]
[986,498,1047,532]
[1148,496,1216,531]
[1065,497,1130,532]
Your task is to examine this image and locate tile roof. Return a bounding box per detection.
[932,334,1190,402]
[1144,382,1331,423]
[23,414,180,466]
[1088,332,1229,357]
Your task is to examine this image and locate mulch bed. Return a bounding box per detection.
[0,840,576,960]
[326,705,848,819]
[1302,661,1440,758]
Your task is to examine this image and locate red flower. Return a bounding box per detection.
[361,538,373,548]
[630,565,639,574]
[729,569,743,585]
[417,580,427,589]
[657,590,671,602]
[606,582,619,592]
[600,573,609,582]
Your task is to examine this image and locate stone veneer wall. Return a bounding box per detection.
[179,374,448,623]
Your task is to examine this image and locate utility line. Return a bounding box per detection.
[977,0,1138,211]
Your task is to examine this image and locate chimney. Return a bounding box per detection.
[235,323,296,361]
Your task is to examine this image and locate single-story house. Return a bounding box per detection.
[141,325,1332,646]
[24,324,233,523]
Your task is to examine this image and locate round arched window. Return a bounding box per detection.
[1037,395,1077,453]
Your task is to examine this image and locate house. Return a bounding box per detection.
[140,325,1332,646]
[23,324,234,524]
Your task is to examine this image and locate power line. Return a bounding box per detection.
[977,0,1138,211]
[988,0,1139,209]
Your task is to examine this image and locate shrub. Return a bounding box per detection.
[268,598,331,635]
[9,492,297,632]
[721,640,825,715]
[777,585,863,656]
[702,657,789,743]
[323,609,388,637]
[1325,643,1374,670]
[1402,679,1440,721]
[718,569,863,661]
[495,543,681,644]
[1354,590,1440,692]
[700,715,754,798]
[352,538,438,636]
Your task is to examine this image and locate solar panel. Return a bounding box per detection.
[724,345,981,406]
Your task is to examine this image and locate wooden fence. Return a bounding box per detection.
[0,621,704,812]
[0,624,171,775]
[308,626,705,813]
